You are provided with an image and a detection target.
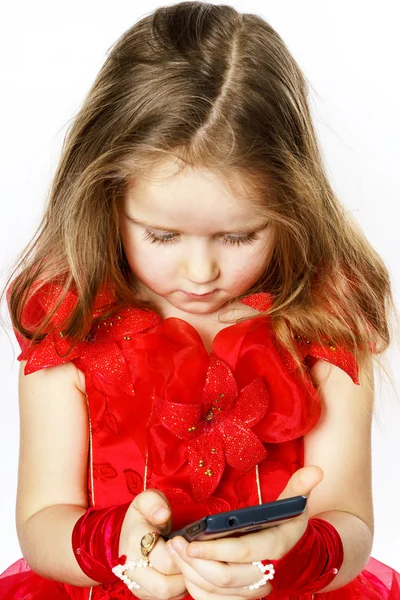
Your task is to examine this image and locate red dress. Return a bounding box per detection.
[1,282,399,599]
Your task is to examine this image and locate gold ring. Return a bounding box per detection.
[140,531,160,558]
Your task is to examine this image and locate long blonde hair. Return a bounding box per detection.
[2,1,398,398]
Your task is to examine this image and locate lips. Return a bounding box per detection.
[182,290,218,298]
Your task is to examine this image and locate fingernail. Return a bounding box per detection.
[166,543,176,555]
[186,544,200,557]
[152,506,169,521]
[171,538,184,552]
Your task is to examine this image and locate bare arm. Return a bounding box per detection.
[16,360,98,585]
[304,356,375,592]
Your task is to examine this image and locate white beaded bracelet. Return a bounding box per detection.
[243,561,275,591]
[112,556,153,591]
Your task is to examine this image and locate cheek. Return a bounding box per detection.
[121,233,175,277]
[247,234,274,272]
[228,245,270,277]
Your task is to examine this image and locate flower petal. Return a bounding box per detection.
[220,419,267,471]
[188,428,225,501]
[153,398,202,439]
[231,377,269,427]
[200,355,237,413]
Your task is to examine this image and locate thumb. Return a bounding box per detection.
[276,465,324,501]
[133,489,172,533]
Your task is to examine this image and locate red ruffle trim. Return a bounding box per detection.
[1,555,399,599]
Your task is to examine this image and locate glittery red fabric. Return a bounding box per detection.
[1,282,399,599]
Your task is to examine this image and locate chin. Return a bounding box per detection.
[179,299,229,315]
[177,301,214,311]
[186,304,218,313]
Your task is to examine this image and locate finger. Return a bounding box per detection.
[185,578,251,600]
[124,565,187,599]
[168,540,236,594]
[129,515,180,575]
[184,526,281,563]
[147,534,182,575]
[133,489,172,533]
[276,465,324,501]
[136,592,188,600]
[167,537,272,592]
[172,551,252,597]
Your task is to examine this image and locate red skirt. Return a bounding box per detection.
[0,555,399,599]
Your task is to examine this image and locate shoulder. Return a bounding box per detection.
[308,354,373,408]
[308,357,358,387]
[18,356,87,398]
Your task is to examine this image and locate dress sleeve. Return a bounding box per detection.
[295,334,360,385]
[7,281,82,374]
[8,285,50,360]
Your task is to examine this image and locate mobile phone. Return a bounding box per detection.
[166,495,307,541]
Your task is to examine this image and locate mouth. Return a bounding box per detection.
[181,290,218,299]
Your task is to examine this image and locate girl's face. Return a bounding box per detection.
[118,160,274,319]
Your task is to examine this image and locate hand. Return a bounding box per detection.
[119,488,187,599]
[165,466,324,600]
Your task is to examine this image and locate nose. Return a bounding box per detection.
[181,241,220,286]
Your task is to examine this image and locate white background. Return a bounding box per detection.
[1,0,399,575]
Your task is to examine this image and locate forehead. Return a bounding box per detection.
[124,160,261,230]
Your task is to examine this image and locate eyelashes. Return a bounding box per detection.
[142,231,259,247]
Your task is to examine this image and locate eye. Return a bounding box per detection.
[143,231,180,245]
[221,232,258,246]
[142,230,259,246]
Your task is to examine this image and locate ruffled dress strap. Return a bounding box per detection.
[241,292,359,385]
[9,281,115,361]
[270,328,359,385]
[294,332,360,384]
[8,282,162,396]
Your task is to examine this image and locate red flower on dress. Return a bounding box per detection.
[154,354,270,501]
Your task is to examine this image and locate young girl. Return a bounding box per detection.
[1,2,399,599]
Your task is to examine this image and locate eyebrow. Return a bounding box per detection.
[124,214,269,235]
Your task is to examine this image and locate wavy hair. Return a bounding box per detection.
[2,1,398,398]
